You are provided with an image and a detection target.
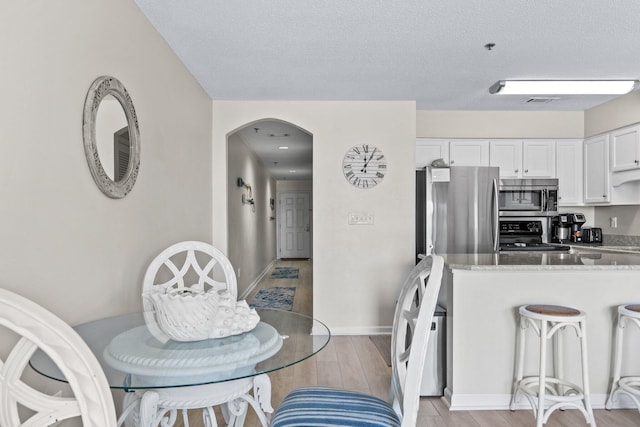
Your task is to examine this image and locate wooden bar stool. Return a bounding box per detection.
[510,304,596,427]
[605,304,640,412]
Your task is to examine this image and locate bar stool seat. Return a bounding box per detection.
[606,304,640,412]
[510,304,596,427]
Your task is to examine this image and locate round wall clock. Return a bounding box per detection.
[342,144,387,189]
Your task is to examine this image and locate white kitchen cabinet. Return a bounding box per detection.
[583,134,610,204]
[522,140,556,177]
[555,139,583,205]
[610,124,640,172]
[416,138,449,168]
[449,140,489,166]
[489,139,555,178]
[489,140,522,178]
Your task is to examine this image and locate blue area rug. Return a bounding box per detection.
[270,267,299,279]
[250,286,296,311]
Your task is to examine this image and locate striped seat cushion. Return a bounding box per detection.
[271,387,401,427]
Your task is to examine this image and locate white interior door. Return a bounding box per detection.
[279,192,311,259]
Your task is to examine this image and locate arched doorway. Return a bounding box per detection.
[226,119,313,314]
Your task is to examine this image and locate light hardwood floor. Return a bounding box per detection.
[184,259,640,426]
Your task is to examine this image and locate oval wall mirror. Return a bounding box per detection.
[83,76,140,198]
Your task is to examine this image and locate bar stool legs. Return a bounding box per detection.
[606,304,640,412]
[510,304,596,427]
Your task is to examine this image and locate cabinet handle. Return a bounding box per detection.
[514,169,518,173]
[524,169,529,173]
[635,160,639,165]
[603,195,607,198]
[450,160,455,164]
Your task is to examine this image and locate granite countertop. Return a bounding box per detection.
[442,247,640,271]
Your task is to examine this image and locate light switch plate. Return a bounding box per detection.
[348,213,374,225]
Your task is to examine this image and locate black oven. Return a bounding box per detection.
[499,219,570,252]
[499,179,558,217]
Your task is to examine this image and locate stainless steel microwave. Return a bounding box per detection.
[498,178,559,217]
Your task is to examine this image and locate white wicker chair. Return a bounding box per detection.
[270,254,445,427]
[126,241,272,427]
[0,287,116,427]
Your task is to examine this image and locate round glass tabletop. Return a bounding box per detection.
[30,309,330,390]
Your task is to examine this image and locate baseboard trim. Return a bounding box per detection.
[239,259,277,300]
[329,326,392,336]
[444,388,638,410]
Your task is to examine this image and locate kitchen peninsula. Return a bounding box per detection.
[442,248,640,411]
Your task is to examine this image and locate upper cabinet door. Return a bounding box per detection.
[449,140,489,166]
[488,139,555,178]
[415,139,449,168]
[610,124,640,172]
[522,140,556,178]
[584,134,610,204]
[556,139,583,205]
[489,140,522,178]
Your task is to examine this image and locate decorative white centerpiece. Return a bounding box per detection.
[145,288,260,342]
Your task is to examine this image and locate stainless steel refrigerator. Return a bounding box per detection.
[417,166,499,256]
[415,165,499,397]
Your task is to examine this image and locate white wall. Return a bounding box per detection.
[0,0,212,325]
[585,90,640,137]
[595,205,640,236]
[212,102,416,333]
[277,180,313,193]
[417,110,584,138]
[227,132,277,296]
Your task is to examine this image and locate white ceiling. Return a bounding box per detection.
[134,0,640,180]
[236,121,312,180]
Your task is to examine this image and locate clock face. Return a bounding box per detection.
[342,144,387,189]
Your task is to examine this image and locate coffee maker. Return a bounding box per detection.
[569,213,586,242]
[552,214,571,242]
[552,213,586,243]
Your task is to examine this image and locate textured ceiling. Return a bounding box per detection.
[135,0,640,111]
[134,1,640,180]
[236,121,312,180]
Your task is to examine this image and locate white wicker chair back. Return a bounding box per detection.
[390,255,445,427]
[0,288,116,427]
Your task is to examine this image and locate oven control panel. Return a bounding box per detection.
[499,220,543,236]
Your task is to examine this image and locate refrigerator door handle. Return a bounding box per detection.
[431,182,438,253]
[492,178,499,252]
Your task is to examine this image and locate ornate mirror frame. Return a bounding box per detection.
[82,76,140,198]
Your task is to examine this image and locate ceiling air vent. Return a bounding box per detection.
[524,97,560,104]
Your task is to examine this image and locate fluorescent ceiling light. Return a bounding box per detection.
[489,80,638,95]
[278,146,289,150]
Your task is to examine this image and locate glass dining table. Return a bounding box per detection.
[30,309,331,426]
